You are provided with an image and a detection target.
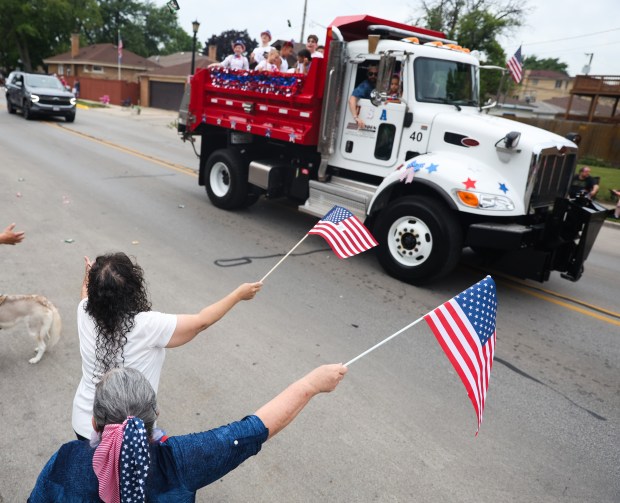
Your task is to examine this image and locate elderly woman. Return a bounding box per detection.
[73,252,262,441]
[30,364,347,501]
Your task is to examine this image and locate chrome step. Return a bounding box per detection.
[299,176,377,221]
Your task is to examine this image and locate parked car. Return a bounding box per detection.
[5,71,76,122]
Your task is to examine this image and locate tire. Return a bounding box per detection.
[204,149,250,209]
[65,112,76,123]
[6,98,16,114]
[23,100,33,120]
[374,196,463,284]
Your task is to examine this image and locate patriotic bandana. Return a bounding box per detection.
[93,417,150,503]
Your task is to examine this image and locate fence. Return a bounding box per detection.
[66,76,139,106]
[511,117,620,167]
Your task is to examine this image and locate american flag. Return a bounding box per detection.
[118,31,123,61]
[424,276,497,434]
[308,205,378,259]
[507,46,523,84]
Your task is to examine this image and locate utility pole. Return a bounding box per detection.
[300,0,307,42]
[583,53,594,75]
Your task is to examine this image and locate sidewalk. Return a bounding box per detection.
[77,100,178,121]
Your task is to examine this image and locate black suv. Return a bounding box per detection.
[5,71,76,122]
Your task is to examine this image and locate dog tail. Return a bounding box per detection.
[48,305,62,348]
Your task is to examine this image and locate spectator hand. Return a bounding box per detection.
[305,364,348,394]
[236,281,263,300]
[0,223,25,245]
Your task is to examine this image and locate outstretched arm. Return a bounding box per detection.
[166,282,263,348]
[81,256,93,300]
[0,223,25,245]
[255,364,348,439]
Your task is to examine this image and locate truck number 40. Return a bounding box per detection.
[410,132,423,142]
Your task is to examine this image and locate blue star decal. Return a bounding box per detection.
[412,160,425,172]
[499,182,508,194]
[426,163,438,174]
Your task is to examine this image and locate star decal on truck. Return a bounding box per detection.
[462,177,476,189]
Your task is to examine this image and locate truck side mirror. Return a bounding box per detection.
[371,55,396,107]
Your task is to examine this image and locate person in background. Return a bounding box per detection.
[610,189,620,219]
[211,39,249,71]
[348,63,379,129]
[250,30,273,67]
[72,252,262,441]
[316,45,325,54]
[306,34,323,59]
[30,364,347,501]
[0,223,25,245]
[72,79,80,98]
[291,49,312,75]
[569,166,599,199]
[255,49,281,72]
[279,40,295,72]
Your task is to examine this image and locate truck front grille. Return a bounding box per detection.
[39,96,73,106]
[527,148,577,209]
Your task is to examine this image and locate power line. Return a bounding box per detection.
[523,27,620,46]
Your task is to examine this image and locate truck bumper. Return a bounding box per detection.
[466,198,608,282]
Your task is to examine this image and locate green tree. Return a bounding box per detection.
[205,29,256,62]
[523,55,568,74]
[413,0,531,98]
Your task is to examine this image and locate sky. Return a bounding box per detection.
[155,0,620,77]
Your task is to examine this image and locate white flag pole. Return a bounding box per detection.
[345,316,425,367]
[260,234,309,283]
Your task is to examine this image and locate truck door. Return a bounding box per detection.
[340,61,407,167]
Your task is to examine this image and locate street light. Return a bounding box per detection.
[190,19,200,75]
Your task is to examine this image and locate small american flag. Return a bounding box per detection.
[424,276,497,434]
[507,46,523,84]
[118,31,123,61]
[308,205,378,259]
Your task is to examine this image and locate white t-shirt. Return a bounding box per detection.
[71,298,176,438]
[251,45,272,64]
[311,51,324,59]
[255,60,278,72]
[222,54,249,70]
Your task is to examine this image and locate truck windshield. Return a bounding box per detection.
[414,57,478,107]
[24,75,64,90]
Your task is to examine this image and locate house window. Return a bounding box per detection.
[92,65,104,73]
[555,80,562,88]
[58,64,64,75]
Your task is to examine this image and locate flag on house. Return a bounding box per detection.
[423,275,497,434]
[117,31,124,62]
[308,205,378,259]
[507,46,523,84]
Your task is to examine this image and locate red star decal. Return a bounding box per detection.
[462,177,477,189]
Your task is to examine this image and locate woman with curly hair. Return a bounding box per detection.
[72,252,262,440]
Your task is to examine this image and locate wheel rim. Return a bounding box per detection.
[209,161,231,198]
[387,215,433,267]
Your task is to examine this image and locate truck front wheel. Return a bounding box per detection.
[375,196,463,284]
[205,149,249,209]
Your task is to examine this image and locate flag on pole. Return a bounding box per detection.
[308,205,378,259]
[118,31,123,62]
[423,276,497,434]
[507,46,523,84]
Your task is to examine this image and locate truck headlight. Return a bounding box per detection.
[456,190,515,211]
[31,94,40,103]
[70,97,77,105]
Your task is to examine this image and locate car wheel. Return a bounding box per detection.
[374,196,463,284]
[23,100,33,120]
[204,149,250,209]
[6,98,16,114]
[65,112,76,123]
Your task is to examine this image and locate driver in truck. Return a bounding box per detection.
[348,63,378,129]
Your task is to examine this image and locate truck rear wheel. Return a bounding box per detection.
[205,149,250,209]
[375,196,462,284]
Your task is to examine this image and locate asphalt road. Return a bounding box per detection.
[1,104,619,502]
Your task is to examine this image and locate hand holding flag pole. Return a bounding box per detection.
[345,276,498,434]
[260,205,378,282]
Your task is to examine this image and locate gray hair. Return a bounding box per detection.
[93,367,158,437]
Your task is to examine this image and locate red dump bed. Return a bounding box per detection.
[187,58,325,146]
